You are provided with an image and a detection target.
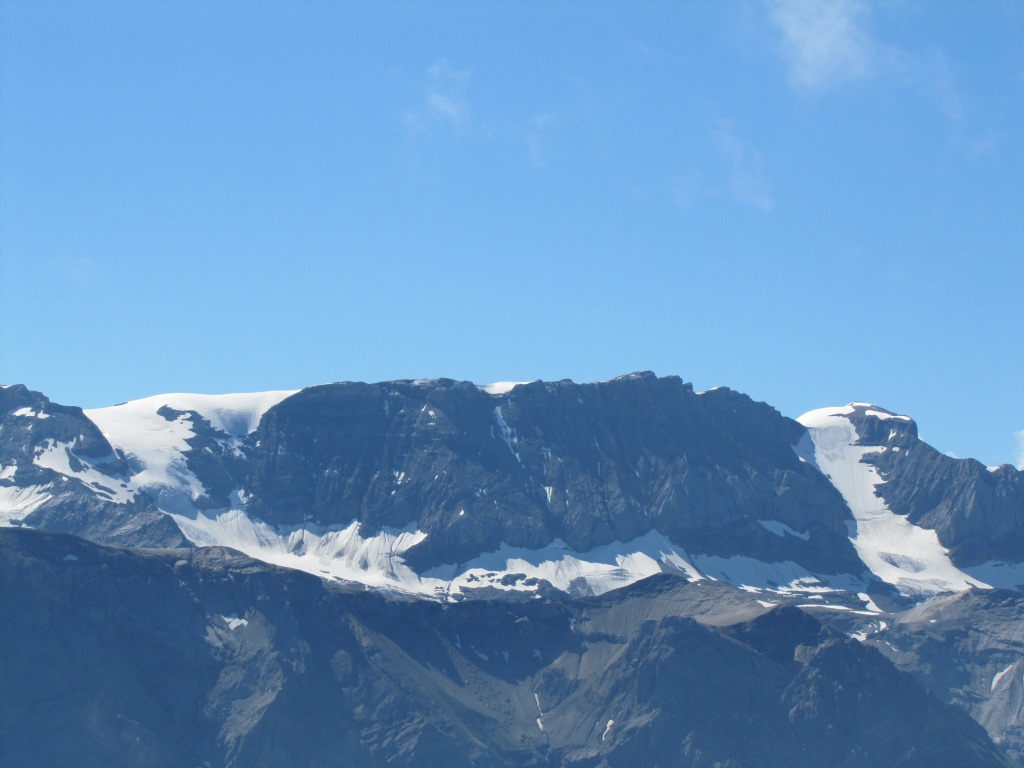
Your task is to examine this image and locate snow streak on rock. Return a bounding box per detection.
[798,405,987,596]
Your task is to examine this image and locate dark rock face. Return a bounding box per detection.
[2,528,1016,768]
[243,375,860,573]
[22,491,182,548]
[154,404,251,511]
[0,385,187,547]
[848,405,1024,566]
[0,384,114,462]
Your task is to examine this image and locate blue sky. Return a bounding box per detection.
[2,1,1022,468]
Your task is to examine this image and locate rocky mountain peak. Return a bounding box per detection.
[845,402,920,445]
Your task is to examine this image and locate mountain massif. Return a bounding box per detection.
[3,374,1024,766]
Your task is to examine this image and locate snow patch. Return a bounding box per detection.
[480,381,530,395]
[757,519,810,541]
[863,408,911,422]
[12,407,48,419]
[83,391,293,514]
[0,483,51,524]
[858,592,883,614]
[164,500,885,601]
[83,405,206,509]
[796,603,851,611]
[220,614,249,630]
[34,439,133,503]
[493,406,521,463]
[992,663,1015,691]
[427,529,704,597]
[601,719,614,742]
[172,509,430,593]
[689,552,861,596]
[88,390,295,437]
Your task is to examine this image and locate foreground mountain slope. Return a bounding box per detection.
[865,589,1024,763]
[2,528,1016,768]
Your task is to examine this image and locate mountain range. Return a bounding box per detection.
[3,373,1024,766]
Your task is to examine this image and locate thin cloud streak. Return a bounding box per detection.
[765,0,967,123]
[526,113,556,169]
[47,256,100,284]
[672,171,701,211]
[710,121,773,211]
[767,0,872,91]
[405,60,473,135]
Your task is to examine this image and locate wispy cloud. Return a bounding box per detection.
[672,172,701,211]
[525,113,556,169]
[911,48,965,122]
[1016,430,1024,470]
[766,0,873,91]
[710,120,773,211]
[765,0,968,122]
[405,60,473,135]
[47,256,99,284]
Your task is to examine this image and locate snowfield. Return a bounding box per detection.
[82,391,297,514]
[797,404,988,596]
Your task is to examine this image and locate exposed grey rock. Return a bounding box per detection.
[1,528,1016,768]
[243,375,861,574]
[0,384,114,461]
[847,404,1024,566]
[868,589,1024,763]
[0,385,188,547]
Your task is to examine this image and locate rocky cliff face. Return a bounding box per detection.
[242,375,859,574]
[1,375,878,598]
[850,406,1024,567]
